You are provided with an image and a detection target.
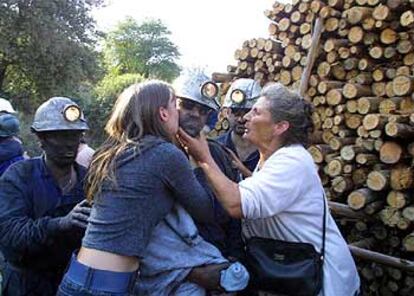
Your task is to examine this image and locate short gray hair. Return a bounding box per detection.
[261,83,313,147]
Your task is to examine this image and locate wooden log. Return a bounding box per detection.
[308,144,333,164]
[345,114,362,129]
[340,145,367,161]
[323,38,348,52]
[331,64,346,80]
[317,81,344,95]
[358,58,375,71]
[397,39,413,54]
[299,18,323,97]
[403,232,414,252]
[372,82,386,97]
[212,72,235,83]
[392,75,414,96]
[327,157,345,177]
[356,153,378,165]
[344,58,359,71]
[326,89,344,105]
[380,206,402,227]
[350,245,414,271]
[402,207,414,222]
[364,200,385,215]
[352,167,370,187]
[379,97,403,114]
[373,4,391,21]
[354,72,373,85]
[387,191,410,209]
[363,114,388,130]
[348,26,364,43]
[380,28,398,45]
[367,170,390,191]
[357,96,381,114]
[337,47,350,59]
[332,175,354,193]
[329,137,356,151]
[348,188,378,210]
[401,10,414,27]
[343,83,372,99]
[326,51,338,63]
[329,201,371,220]
[346,7,373,24]
[385,122,414,138]
[364,32,379,45]
[328,0,343,9]
[317,62,331,78]
[380,141,403,164]
[389,164,413,192]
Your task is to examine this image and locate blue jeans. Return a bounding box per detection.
[57,253,137,296]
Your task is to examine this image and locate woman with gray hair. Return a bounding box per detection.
[178,83,360,295]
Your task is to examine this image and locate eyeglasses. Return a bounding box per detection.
[179,99,211,116]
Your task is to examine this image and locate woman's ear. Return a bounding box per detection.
[159,107,169,122]
[273,121,289,137]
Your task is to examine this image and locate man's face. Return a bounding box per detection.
[227,108,249,136]
[38,130,82,167]
[177,98,211,137]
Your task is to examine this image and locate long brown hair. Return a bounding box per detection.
[86,80,174,201]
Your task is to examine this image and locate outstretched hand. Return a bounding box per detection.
[177,128,212,164]
[224,147,252,178]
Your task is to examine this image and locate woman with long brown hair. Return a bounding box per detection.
[57,81,218,295]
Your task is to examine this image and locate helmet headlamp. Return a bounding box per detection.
[230,89,246,104]
[201,81,219,99]
[63,105,81,122]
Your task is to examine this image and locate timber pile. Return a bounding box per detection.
[213,0,414,294]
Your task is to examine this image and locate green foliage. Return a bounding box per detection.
[103,18,181,82]
[84,73,145,146]
[0,0,104,110]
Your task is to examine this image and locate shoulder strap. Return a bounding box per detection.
[321,191,327,262]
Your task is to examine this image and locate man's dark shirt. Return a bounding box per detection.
[216,130,259,174]
[0,157,86,295]
[194,139,244,259]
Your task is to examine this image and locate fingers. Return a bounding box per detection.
[77,200,91,207]
[177,128,193,144]
[71,219,88,229]
[72,211,89,222]
[75,206,91,215]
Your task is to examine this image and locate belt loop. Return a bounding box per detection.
[84,265,93,289]
[128,270,139,293]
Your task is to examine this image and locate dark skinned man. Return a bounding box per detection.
[0,97,91,295]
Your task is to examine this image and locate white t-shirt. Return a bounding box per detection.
[239,144,360,296]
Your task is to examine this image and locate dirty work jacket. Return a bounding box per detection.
[0,157,86,296]
[195,139,244,259]
[0,137,24,176]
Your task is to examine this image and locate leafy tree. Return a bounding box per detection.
[0,0,104,110]
[103,17,180,82]
[85,73,145,146]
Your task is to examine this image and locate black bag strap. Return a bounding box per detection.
[321,191,327,263]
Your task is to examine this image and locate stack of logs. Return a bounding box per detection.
[213,0,414,294]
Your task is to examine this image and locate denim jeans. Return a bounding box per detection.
[57,253,136,296]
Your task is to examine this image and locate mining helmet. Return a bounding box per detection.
[31,97,89,132]
[0,114,20,137]
[174,71,220,111]
[0,98,17,114]
[223,78,262,109]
